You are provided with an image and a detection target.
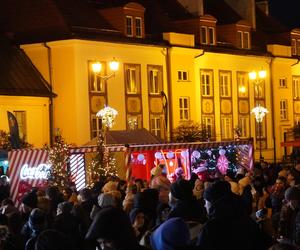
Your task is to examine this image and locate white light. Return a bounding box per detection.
[96,106,118,128]
[251,105,268,122]
[92,62,102,73]
[109,59,119,72]
[3,160,8,165]
[249,71,257,80]
[258,70,267,79]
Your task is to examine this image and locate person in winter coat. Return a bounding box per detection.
[197,181,272,250]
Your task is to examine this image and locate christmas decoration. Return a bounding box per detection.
[96,106,118,129]
[46,135,70,190]
[217,149,229,175]
[251,105,268,122]
[0,130,33,150]
[86,133,118,187]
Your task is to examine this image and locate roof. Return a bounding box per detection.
[0,37,55,97]
[84,128,164,146]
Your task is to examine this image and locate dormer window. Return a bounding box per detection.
[291,38,300,56]
[126,16,133,37]
[237,31,250,49]
[135,17,142,38]
[200,26,215,45]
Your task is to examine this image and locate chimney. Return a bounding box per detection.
[177,0,204,16]
[224,0,256,29]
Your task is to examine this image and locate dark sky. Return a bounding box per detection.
[269,0,300,28]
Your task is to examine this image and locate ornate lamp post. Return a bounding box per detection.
[91,58,119,80]
[249,69,267,162]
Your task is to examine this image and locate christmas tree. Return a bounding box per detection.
[46,135,70,190]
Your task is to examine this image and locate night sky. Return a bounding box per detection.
[269,0,300,28]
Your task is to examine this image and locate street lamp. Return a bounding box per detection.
[91,58,119,80]
[249,69,267,162]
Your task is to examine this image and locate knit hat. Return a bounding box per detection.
[29,208,46,232]
[170,178,193,200]
[21,189,38,208]
[150,217,190,250]
[203,181,232,204]
[285,186,300,201]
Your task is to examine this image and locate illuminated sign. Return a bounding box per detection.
[20,164,51,180]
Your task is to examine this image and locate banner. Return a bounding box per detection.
[7,111,20,149]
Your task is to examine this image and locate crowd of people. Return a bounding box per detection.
[1,161,300,250]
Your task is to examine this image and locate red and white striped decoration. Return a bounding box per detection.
[70,154,86,191]
[8,149,49,208]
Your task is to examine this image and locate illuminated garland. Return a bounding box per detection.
[46,136,70,190]
[86,134,118,187]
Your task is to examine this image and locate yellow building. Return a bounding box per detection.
[2,0,300,163]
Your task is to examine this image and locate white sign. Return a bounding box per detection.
[20,163,51,180]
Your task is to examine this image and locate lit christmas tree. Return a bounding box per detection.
[46,135,70,190]
[87,106,119,187]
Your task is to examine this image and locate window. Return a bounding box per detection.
[208,27,215,45]
[125,64,141,94]
[148,66,162,94]
[200,26,215,45]
[91,115,102,138]
[150,116,161,137]
[14,111,26,140]
[135,17,142,37]
[297,40,300,56]
[128,116,138,130]
[238,116,250,138]
[179,97,190,120]
[200,26,207,44]
[221,116,232,139]
[178,70,188,81]
[237,72,248,97]
[293,76,300,99]
[126,16,133,36]
[202,116,214,138]
[237,31,250,49]
[89,61,105,93]
[292,39,297,55]
[279,78,287,88]
[254,81,265,98]
[201,70,213,97]
[220,72,231,97]
[280,99,288,120]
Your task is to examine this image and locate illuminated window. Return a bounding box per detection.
[237,72,248,97]
[280,99,288,120]
[135,17,142,37]
[148,66,162,94]
[14,111,26,140]
[220,72,231,97]
[125,64,141,94]
[201,70,213,97]
[126,16,133,37]
[89,61,105,93]
[179,97,190,120]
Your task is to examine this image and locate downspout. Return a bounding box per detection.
[43,42,54,146]
[165,47,172,141]
[269,57,276,163]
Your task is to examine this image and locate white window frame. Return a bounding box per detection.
[179,97,190,121]
[178,70,188,81]
[280,99,288,120]
[293,76,300,99]
[279,78,287,88]
[91,115,102,138]
[221,116,233,139]
[297,39,300,56]
[202,116,214,138]
[220,72,231,97]
[238,115,250,138]
[135,17,142,38]
[126,67,138,94]
[237,31,250,49]
[126,16,133,37]
[201,70,213,97]
[200,26,207,44]
[150,116,161,137]
[149,69,159,94]
[208,27,215,45]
